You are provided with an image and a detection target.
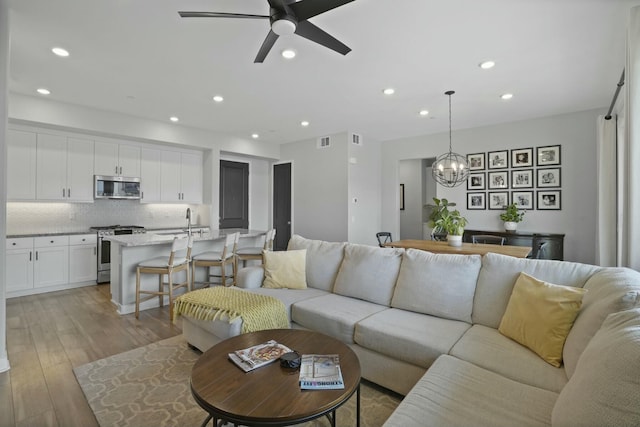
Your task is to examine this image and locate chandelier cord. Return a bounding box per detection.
[448,92,453,153]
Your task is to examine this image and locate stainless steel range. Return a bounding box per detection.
[90,225,146,283]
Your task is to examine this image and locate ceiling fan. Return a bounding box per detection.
[179,0,355,63]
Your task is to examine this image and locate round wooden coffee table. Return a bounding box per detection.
[191,329,361,427]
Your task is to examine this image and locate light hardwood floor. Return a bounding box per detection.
[0,284,182,427]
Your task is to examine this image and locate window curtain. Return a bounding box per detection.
[597,6,640,270]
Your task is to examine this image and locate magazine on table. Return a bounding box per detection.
[229,340,292,372]
[298,354,345,390]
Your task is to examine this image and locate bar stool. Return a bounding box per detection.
[135,235,193,322]
[235,228,276,269]
[191,232,239,288]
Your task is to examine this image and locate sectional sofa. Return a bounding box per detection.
[178,235,640,427]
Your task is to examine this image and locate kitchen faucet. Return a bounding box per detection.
[186,208,192,236]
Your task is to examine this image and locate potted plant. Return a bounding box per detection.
[434,209,468,247]
[425,198,456,241]
[500,203,525,231]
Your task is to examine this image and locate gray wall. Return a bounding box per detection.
[382,109,602,264]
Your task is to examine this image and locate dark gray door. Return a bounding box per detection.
[273,162,292,250]
[219,160,249,229]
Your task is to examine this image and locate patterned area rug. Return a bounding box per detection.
[74,335,402,427]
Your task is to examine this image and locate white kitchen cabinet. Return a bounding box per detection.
[94,141,141,177]
[140,147,162,203]
[5,238,34,293]
[35,133,95,202]
[33,236,69,288]
[7,129,37,200]
[69,234,97,283]
[160,150,203,203]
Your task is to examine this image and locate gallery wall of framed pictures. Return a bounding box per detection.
[466,145,561,211]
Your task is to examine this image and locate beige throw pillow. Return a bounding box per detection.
[262,249,307,289]
[498,272,587,367]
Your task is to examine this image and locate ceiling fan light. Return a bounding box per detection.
[272,19,296,36]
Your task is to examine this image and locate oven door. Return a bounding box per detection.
[97,236,111,283]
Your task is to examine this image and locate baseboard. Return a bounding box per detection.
[0,351,10,373]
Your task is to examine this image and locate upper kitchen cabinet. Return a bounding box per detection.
[36,134,95,202]
[140,147,162,203]
[160,149,203,204]
[7,129,37,200]
[94,141,141,177]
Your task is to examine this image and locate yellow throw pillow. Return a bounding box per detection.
[262,249,307,289]
[498,272,587,367]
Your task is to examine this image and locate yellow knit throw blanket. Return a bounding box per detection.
[173,287,289,333]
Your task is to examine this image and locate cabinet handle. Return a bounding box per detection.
[141,191,144,199]
[29,251,32,261]
[12,242,16,246]
[35,251,38,261]
[119,166,122,175]
[68,188,71,198]
[50,240,54,243]
[62,188,66,197]
[115,166,118,174]
[94,247,96,255]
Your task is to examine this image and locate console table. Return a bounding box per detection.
[462,229,564,260]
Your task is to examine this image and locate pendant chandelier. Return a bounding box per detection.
[432,90,469,187]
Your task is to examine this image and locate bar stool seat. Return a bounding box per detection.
[192,232,239,288]
[236,228,276,268]
[135,235,192,322]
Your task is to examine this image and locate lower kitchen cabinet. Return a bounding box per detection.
[69,234,97,283]
[6,238,34,293]
[33,236,69,288]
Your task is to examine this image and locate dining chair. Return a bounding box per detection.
[235,228,276,268]
[191,232,239,289]
[472,234,506,245]
[135,234,193,322]
[376,232,393,247]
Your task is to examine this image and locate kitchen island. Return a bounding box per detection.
[105,229,266,315]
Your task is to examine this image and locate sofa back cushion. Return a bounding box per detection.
[473,253,600,329]
[562,267,640,378]
[287,235,346,292]
[333,244,404,306]
[391,249,481,323]
[551,308,640,427]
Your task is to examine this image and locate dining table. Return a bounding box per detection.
[384,239,532,258]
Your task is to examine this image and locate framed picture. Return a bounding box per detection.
[536,145,561,166]
[511,169,533,188]
[400,184,405,210]
[467,152,486,170]
[467,192,486,210]
[488,191,509,210]
[537,190,561,210]
[467,172,486,190]
[488,150,508,169]
[511,147,533,168]
[512,191,534,210]
[537,167,561,188]
[488,171,509,189]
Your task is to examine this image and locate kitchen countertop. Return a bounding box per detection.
[104,228,266,247]
[6,225,210,239]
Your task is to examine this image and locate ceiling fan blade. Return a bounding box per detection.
[267,0,287,9]
[178,11,269,19]
[254,30,279,63]
[294,20,351,55]
[288,0,355,21]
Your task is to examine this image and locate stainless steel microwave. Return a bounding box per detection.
[94,175,141,199]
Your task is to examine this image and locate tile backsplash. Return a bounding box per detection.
[7,201,210,235]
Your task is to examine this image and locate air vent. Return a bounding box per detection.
[350,133,363,146]
[317,136,331,149]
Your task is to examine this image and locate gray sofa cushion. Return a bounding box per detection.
[473,253,601,328]
[291,293,389,344]
[333,244,404,306]
[450,325,568,393]
[383,355,558,427]
[562,267,640,378]
[287,235,346,292]
[391,249,481,323]
[354,308,470,369]
[552,308,640,427]
[249,287,329,321]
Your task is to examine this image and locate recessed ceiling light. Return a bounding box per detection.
[213,95,224,103]
[419,110,429,116]
[169,116,179,122]
[479,60,495,69]
[37,88,51,95]
[281,49,296,59]
[252,133,259,139]
[51,47,69,57]
[300,121,310,127]
[501,93,514,100]
[383,88,395,95]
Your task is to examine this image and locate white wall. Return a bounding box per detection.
[281,133,349,242]
[399,159,423,239]
[1,0,10,373]
[348,136,382,245]
[382,109,603,264]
